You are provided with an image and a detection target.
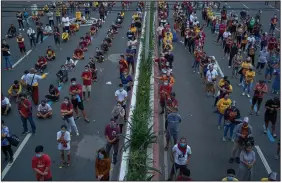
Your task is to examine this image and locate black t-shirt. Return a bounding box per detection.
[265,99,280,115]
[1,44,10,56]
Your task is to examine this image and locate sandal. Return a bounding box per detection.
[74,116,81,120]
[164,146,169,151]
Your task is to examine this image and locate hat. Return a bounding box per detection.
[269,172,277,180]
[243,117,249,123]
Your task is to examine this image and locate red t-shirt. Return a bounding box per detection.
[31,154,52,181]
[18,99,32,118]
[69,84,83,99]
[254,83,268,98]
[60,103,74,117]
[104,124,120,141]
[38,58,47,66]
[219,24,226,34]
[159,85,172,100]
[81,71,92,86]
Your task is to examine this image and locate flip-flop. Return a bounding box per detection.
[164,146,168,151]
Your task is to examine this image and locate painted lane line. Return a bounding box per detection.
[47,60,78,106]
[1,133,32,180]
[163,114,168,180]
[275,28,280,32]
[12,50,32,68]
[243,4,249,9]
[255,145,272,174]
[268,4,275,8]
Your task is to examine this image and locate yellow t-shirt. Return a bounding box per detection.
[217,98,232,114]
[241,62,251,69]
[218,79,233,92]
[130,27,137,33]
[132,14,138,20]
[164,33,173,41]
[245,70,255,83]
[56,10,61,16]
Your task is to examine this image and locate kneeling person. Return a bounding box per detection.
[37,100,52,119]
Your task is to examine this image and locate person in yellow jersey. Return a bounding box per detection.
[242,66,255,98]
[216,93,232,129]
[238,57,252,86]
[222,169,238,181]
[214,76,233,107]
[132,12,138,20]
[129,24,137,35]
[261,172,277,181]
[55,8,61,25]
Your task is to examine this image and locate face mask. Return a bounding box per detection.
[164,82,168,86]
[64,101,69,104]
[61,68,65,71]
[85,69,89,72]
[61,130,66,133]
[227,177,234,181]
[180,143,186,147]
[98,153,104,159]
[71,82,76,86]
[36,153,42,158]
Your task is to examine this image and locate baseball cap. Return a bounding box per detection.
[243,117,249,123]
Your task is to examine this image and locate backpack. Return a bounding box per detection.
[6,135,20,147]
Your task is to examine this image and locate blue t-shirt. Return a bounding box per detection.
[167,112,181,135]
[1,126,10,146]
[120,74,133,85]
[126,49,134,62]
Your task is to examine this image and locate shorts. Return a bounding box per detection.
[71,99,84,111]
[264,112,277,125]
[82,85,91,92]
[19,46,26,53]
[64,26,70,32]
[206,82,215,91]
[257,62,265,69]
[265,67,274,76]
[60,149,70,154]
[252,96,263,106]
[170,162,186,175]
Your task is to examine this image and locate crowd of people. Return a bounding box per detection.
[2,1,144,181]
[156,1,280,181]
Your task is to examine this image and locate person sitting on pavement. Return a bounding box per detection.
[35,56,47,73]
[101,39,109,52]
[37,100,52,119]
[229,117,253,164]
[56,65,68,86]
[116,13,123,25]
[222,169,238,181]
[1,93,11,116]
[79,37,88,52]
[90,24,97,36]
[43,24,53,35]
[94,47,104,62]
[85,33,92,46]
[45,84,60,102]
[6,24,17,38]
[129,23,137,35]
[45,46,56,61]
[8,80,22,102]
[73,46,84,60]
[261,172,277,181]
[65,57,75,70]
[104,34,112,46]
[62,31,69,42]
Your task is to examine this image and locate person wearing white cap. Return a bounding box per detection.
[229,117,252,164]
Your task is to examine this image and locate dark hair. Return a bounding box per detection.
[97,147,109,159]
[14,80,19,84]
[24,70,29,74]
[227,169,235,175]
[64,96,70,101]
[49,84,54,89]
[119,84,123,87]
[61,124,67,129]
[19,93,27,98]
[71,78,76,82]
[35,145,44,153]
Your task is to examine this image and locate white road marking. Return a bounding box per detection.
[1,133,32,180]
[255,145,272,174]
[268,4,275,8]
[243,4,249,9]
[275,28,280,31]
[12,50,32,68]
[163,114,168,180]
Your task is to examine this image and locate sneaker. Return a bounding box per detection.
[19,29,21,31]
[217,125,221,129]
[9,158,14,164]
[231,139,234,142]
[242,92,245,96]
[238,83,242,86]
[228,66,231,68]
[229,158,234,163]
[247,94,250,98]
[273,134,277,138]
[23,29,25,31]
[256,111,260,116]
[249,111,253,115]
[76,132,79,136]
[264,130,267,134]
[222,137,226,141]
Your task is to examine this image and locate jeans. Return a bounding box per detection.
[223,122,235,138]
[64,116,79,133]
[36,31,43,43]
[2,145,13,159]
[3,56,13,69]
[106,141,119,162]
[21,115,36,133]
[218,113,224,126]
[192,61,200,72]
[242,82,253,94]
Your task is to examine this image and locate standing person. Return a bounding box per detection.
[53,26,61,48]
[228,42,238,68]
[168,137,192,181]
[105,119,120,165]
[111,102,125,133]
[95,148,111,181]
[46,11,54,27]
[115,84,128,120]
[272,68,280,94]
[62,14,70,32]
[16,34,26,56]
[176,167,192,181]
[236,142,256,181]
[205,65,218,97]
[32,145,52,181]
[257,48,269,74]
[35,20,44,44]
[229,117,252,164]
[164,108,181,151]
[250,80,268,116]
[55,8,61,25]
[81,65,92,101]
[69,78,90,122]
[264,97,280,137]
[57,124,71,167]
[23,8,29,26]
[242,67,256,98]
[216,93,232,129]
[16,11,24,31]
[1,120,14,163]
[265,55,278,83]
[18,93,36,135]
[60,97,79,136]
[223,101,241,141]
[2,39,13,70]
[27,27,36,48]
[99,5,105,22]
[231,50,243,78]
[26,68,48,105]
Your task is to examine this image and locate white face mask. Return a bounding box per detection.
[64,100,68,104]
[71,82,76,86]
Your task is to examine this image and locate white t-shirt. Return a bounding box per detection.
[128,40,138,49]
[207,63,218,73]
[206,69,218,82]
[247,37,255,44]
[1,97,11,107]
[21,74,28,84]
[172,144,192,165]
[37,104,52,113]
[157,26,164,35]
[189,14,195,22]
[65,59,75,65]
[57,131,71,150]
[115,89,128,105]
[223,32,231,39]
[26,73,45,86]
[62,17,70,27]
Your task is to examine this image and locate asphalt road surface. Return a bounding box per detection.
[157,2,280,181]
[1,1,138,181]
